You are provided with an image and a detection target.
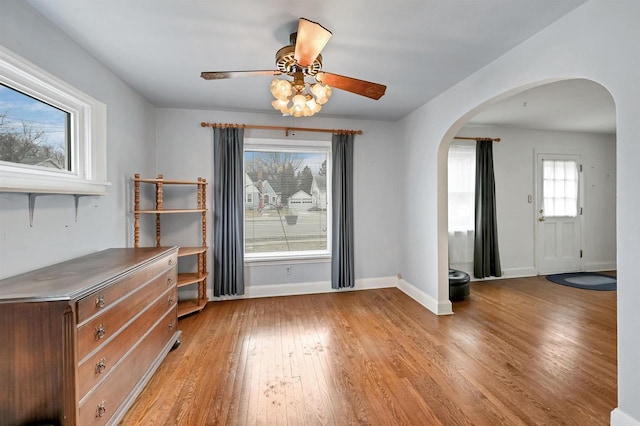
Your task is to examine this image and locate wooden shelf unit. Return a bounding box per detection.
[134,174,209,318]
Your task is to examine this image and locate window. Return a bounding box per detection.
[1,83,71,170]
[448,142,476,232]
[244,138,330,260]
[543,159,579,217]
[0,44,108,194]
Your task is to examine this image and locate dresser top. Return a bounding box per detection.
[0,247,177,303]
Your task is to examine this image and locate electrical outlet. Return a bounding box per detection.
[286,265,292,275]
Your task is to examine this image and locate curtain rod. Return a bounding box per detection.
[454,136,501,142]
[200,122,362,136]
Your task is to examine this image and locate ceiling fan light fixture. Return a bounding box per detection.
[306,97,321,114]
[271,98,289,113]
[270,76,331,117]
[270,78,293,101]
[311,82,332,105]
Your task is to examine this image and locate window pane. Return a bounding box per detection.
[0,83,70,170]
[554,180,565,198]
[245,149,329,256]
[554,161,565,180]
[565,198,578,217]
[544,179,554,198]
[544,197,555,216]
[448,143,476,232]
[542,159,578,217]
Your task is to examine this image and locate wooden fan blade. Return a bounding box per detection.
[294,18,332,67]
[315,72,386,100]
[200,70,281,80]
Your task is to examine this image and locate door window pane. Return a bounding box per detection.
[543,160,578,217]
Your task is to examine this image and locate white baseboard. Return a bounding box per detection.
[611,408,640,426]
[500,267,538,279]
[205,276,455,317]
[206,276,397,301]
[585,261,617,272]
[397,278,453,315]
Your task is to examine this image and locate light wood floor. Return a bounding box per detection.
[122,276,617,425]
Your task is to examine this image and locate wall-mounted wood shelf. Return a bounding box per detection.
[178,246,208,256]
[177,272,210,288]
[133,174,208,318]
[135,209,206,214]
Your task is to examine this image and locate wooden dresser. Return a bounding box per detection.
[0,247,181,426]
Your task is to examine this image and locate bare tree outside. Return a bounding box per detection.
[0,84,69,170]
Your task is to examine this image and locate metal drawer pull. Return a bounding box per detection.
[95,295,105,308]
[168,296,175,305]
[168,322,174,331]
[96,359,106,374]
[167,277,174,285]
[97,401,106,417]
[168,258,173,265]
[95,324,106,339]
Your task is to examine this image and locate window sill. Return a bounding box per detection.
[245,254,331,267]
[0,169,110,195]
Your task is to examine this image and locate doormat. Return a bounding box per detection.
[546,272,616,291]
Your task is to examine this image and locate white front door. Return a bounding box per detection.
[535,153,583,274]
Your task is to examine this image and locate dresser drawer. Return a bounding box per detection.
[77,268,176,361]
[78,308,178,426]
[77,252,177,323]
[77,286,177,398]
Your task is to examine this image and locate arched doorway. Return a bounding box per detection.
[438,78,616,304]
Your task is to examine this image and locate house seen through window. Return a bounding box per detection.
[0,83,70,171]
[244,141,330,259]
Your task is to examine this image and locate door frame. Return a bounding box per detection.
[533,149,585,275]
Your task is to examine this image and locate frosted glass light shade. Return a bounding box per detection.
[270,78,292,101]
[306,98,321,113]
[311,83,332,105]
[271,99,289,113]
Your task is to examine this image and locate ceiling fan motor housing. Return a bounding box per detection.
[275,34,323,77]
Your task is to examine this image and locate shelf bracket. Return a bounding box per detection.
[28,193,42,227]
[74,194,85,222]
[27,193,91,227]
[28,193,34,227]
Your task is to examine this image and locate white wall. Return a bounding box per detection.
[154,108,400,297]
[0,1,157,278]
[450,125,616,277]
[399,1,639,423]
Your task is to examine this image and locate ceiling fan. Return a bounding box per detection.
[201,18,386,117]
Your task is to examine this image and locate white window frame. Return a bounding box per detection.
[0,44,109,195]
[244,137,331,263]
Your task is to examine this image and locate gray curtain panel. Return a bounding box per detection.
[331,133,355,289]
[213,127,245,296]
[474,140,502,278]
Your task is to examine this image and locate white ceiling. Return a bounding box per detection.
[26,0,604,128]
